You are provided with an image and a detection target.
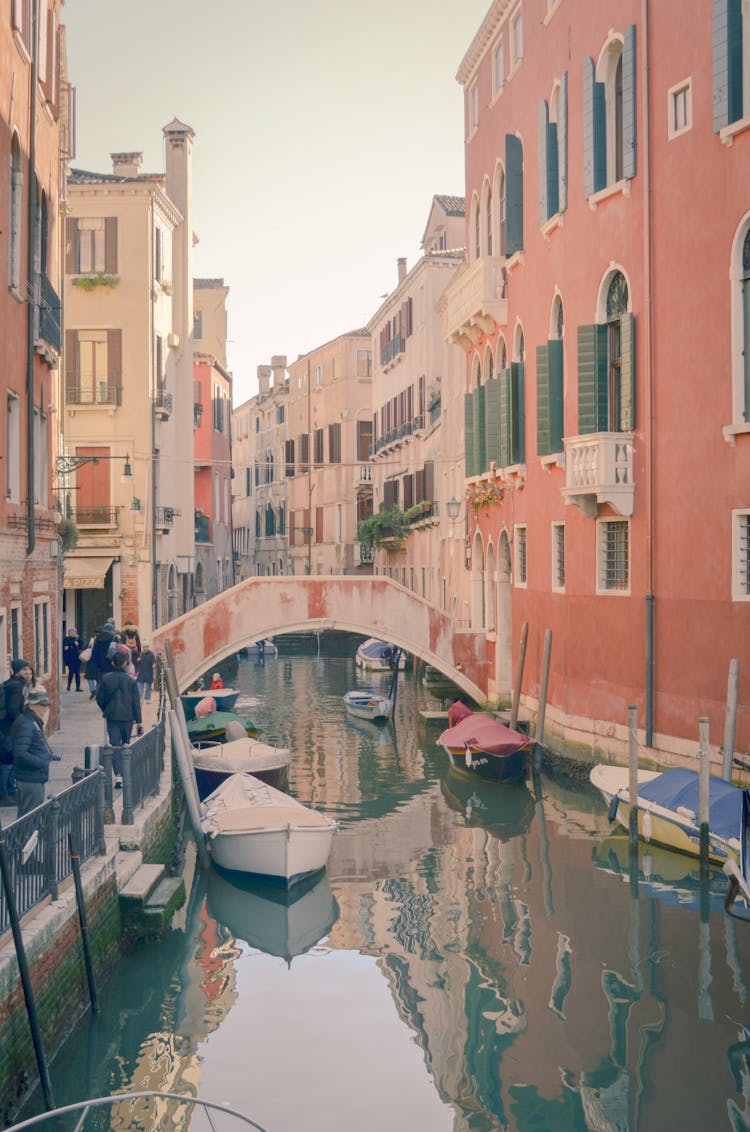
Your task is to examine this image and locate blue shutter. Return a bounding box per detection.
[505,134,524,254]
[474,384,487,473]
[619,313,635,431]
[536,344,550,456]
[499,368,511,467]
[485,378,502,465]
[464,393,476,477]
[744,279,750,421]
[538,100,549,225]
[548,338,564,452]
[713,0,744,130]
[583,58,596,196]
[558,71,568,212]
[547,123,560,216]
[577,324,608,433]
[511,362,525,464]
[622,25,637,179]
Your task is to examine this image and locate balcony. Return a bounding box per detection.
[154,388,173,420]
[381,334,404,370]
[562,433,634,517]
[65,381,123,407]
[72,506,119,528]
[445,257,508,351]
[406,500,439,528]
[155,506,177,532]
[354,463,372,489]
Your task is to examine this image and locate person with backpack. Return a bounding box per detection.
[0,659,33,800]
[122,620,142,664]
[96,646,142,786]
[87,623,117,698]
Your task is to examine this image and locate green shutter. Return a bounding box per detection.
[583,58,596,196]
[464,392,476,477]
[473,384,487,473]
[505,134,524,254]
[538,101,549,225]
[729,0,744,122]
[536,344,550,456]
[622,26,637,179]
[486,378,502,465]
[499,368,511,468]
[577,324,608,433]
[510,362,525,464]
[548,338,564,452]
[713,0,744,130]
[547,123,560,216]
[558,71,568,212]
[619,313,635,431]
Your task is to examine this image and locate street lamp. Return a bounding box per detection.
[446,497,463,522]
[56,453,134,483]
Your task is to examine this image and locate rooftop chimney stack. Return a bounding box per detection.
[110,152,142,178]
[271,355,287,390]
[257,365,271,397]
[397,257,407,284]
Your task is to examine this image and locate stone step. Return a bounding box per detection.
[119,863,165,904]
[145,876,185,914]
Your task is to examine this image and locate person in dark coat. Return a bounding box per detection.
[96,648,142,784]
[122,620,142,663]
[135,644,156,702]
[12,697,60,817]
[62,626,82,691]
[0,659,33,800]
[87,624,117,698]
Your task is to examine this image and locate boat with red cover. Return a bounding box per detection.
[438,703,533,782]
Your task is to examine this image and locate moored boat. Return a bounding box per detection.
[200,773,337,885]
[590,764,743,866]
[355,637,406,671]
[343,690,393,723]
[192,735,291,800]
[724,788,750,921]
[437,712,533,782]
[180,688,240,720]
[187,710,262,744]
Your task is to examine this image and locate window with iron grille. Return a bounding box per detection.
[552,522,565,590]
[733,511,750,600]
[515,526,527,586]
[597,519,629,592]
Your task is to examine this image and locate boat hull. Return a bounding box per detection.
[355,638,405,671]
[446,746,528,783]
[194,761,289,800]
[209,823,335,885]
[181,689,240,720]
[343,692,391,723]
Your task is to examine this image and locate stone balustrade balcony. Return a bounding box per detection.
[562,433,634,517]
[444,257,508,351]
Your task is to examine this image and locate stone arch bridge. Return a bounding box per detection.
[152,576,488,701]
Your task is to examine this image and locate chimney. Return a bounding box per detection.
[271,355,287,390]
[111,152,142,178]
[257,365,271,397]
[397,257,407,284]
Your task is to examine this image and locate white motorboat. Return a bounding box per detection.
[343,689,393,723]
[192,735,291,800]
[354,637,405,671]
[200,773,337,885]
[590,764,743,866]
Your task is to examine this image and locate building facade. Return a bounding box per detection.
[1,2,67,722]
[448,0,749,760]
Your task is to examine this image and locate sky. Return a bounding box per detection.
[63,0,491,405]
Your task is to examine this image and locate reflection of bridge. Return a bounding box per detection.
[152,576,488,700]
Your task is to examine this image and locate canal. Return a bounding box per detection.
[29,639,750,1130]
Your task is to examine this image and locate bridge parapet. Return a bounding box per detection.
[153,576,488,700]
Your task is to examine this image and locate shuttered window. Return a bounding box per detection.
[285,439,295,477]
[510,362,525,464]
[485,378,502,466]
[383,480,398,510]
[298,433,310,469]
[314,428,324,466]
[505,134,524,254]
[65,328,122,406]
[403,474,414,509]
[713,0,744,130]
[583,57,607,195]
[537,340,564,455]
[583,30,636,194]
[424,460,435,502]
[538,101,560,224]
[66,217,118,275]
[328,422,341,464]
[464,393,476,478]
[315,507,324,543]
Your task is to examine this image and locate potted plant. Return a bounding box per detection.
[357,506,411,552]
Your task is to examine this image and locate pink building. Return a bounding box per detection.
[446,0,750,765]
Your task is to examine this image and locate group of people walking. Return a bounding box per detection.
[63,620,155,702]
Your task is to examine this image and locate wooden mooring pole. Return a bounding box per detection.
[536,629,552,745]
[699,717,711,863]
[509,622,528,730]
[722,658,739,781]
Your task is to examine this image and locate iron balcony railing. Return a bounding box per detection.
[72,506,119,526]
[381,334,404,367]
[98,715,164,825]
[155,506,176,528]
[406,500,439,526]
[154,388,173,417]
[65,381,123,407]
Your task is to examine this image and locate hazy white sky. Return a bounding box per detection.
[63,0,490,404]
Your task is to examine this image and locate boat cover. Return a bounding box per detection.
[638,769,743,843]
[358,638,396,660]
[187,711,259,737]
[438,712,530,757]
[192,737,290,775]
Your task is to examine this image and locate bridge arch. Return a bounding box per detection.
[153,576,489,701]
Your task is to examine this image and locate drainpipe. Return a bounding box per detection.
[25,0,39,557]
[642,0,655,746]
[149,197,159,631]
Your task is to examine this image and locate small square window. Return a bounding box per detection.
[597,519,630,593]
[514,525,527,586]
[732,510,750,600]
[510,7,523,70]
[552,522,565,591]
[493,38,505,96]
[667,79,692,139]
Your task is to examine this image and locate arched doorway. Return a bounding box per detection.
[471,532,485,629]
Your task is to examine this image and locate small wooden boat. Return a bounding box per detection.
[191,736,291,800]
[187,710,262,744]
[200,773,337,885]
[206,867,338,961]
[724,788,750,921]
[180,688,240,720]
[344,647,401,723]
[590,764,743,866]
[355,637,405,671]
[437,711,533,782]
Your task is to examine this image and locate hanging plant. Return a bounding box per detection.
[72,272,120,291]
[357,507,411,551]
[467,482,504,514]
[58,517,79,552]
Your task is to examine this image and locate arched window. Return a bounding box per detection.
[576,268,634,434]
[606,272,629,430]
[730,218,750,426]
[494,163,507,257]
[583,29,636,196]
[9,134,22,291]
[471,533,485,629]
[483,177,493,257]
[485,541,496,633]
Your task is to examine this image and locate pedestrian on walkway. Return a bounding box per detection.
[122,620,142,664]
[0,659,33,800]
[96,647,142,786]
[12,693,60,818]
[63,626,82,691]
[135,644,156,702]
[87,623,117,697]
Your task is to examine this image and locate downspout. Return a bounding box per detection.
[642,0,655,746]
[149,196,158,631]
[25,0,39,556]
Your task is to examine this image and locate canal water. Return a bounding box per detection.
[32,640,750,1130]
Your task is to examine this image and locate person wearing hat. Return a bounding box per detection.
[62,626,82,691]
[0,660,33,800]
[96,647,142,786]
[12,683,60,817]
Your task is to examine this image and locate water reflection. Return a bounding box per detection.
[32,650,750,1131]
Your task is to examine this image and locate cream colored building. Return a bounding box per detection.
[368,196,469,620]
[286,331,373,577]
[62,120,197,639]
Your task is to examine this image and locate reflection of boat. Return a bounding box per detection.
[180,688,240,719]
[592,831,727,910]
[206,867,338,961]
[355,638,406,671]
[724,788,750,921]
[344,649,401,722]
[441,770,534,839]
[201,773,337,885]
[590,765,742,866]
[187,710,262,743]
[191,736,291,800]
[438,712,533,782]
